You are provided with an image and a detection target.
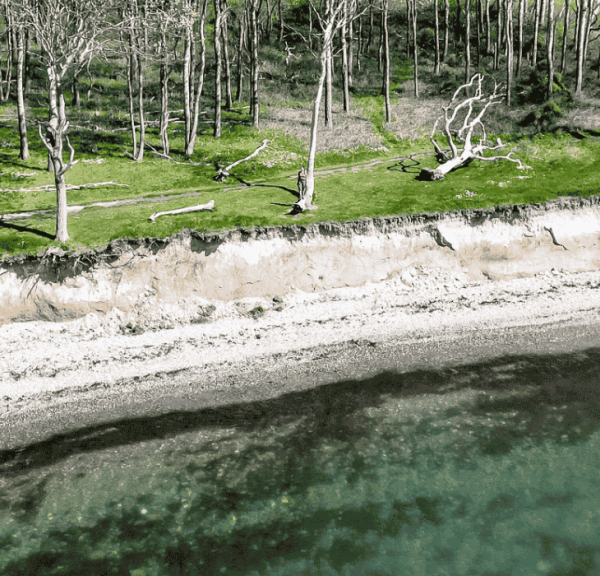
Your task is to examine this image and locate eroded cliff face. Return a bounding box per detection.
[1,195,599,325]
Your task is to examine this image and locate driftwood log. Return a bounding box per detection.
[148,200,214,223]
[214,139,271,182]
[0,181,130,193]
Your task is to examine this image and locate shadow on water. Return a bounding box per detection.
[1,347,600,575]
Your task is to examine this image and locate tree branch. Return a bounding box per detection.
[148,200,214,222]
[214,139,271,182]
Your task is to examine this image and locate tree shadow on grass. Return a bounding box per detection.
[228,174,300,197]
[0,220,55,240]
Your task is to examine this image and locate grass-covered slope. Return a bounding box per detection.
[1,40,600,259]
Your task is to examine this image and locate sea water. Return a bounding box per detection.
[1,348,600,575]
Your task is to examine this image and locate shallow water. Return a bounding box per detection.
[1,348,600,575]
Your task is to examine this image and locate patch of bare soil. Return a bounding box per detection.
[261,104,385,151]
[386,96,449,140]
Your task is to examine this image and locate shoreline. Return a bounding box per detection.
[2,266,600,450]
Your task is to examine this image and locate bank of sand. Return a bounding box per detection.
[2,264,600,450]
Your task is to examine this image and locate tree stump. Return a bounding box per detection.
[297,166,307,198]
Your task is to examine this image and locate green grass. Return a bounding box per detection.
[1,41,600,259]
[2,121,599,259]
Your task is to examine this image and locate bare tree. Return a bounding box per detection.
[560,0,570,75]
[184,0,209,155]
[382,0,391,121]
[124,0,148,162]
[465,0,471,82]
[214,0,224,137]
[506,0,514,105]
[15,0,121,242]
[547,0,557,99]
[516,0,524,76]
[222,5,233,109]
[293,0,364,213]
[420,74,529,181]
[575,0,588,95]
[342,0,351,112]
[16,26,29,160]
[409,0,419,97]
[434,0,441,74]
[248,0,260,127]
[0,0,14,103]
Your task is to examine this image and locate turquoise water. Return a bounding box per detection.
[1,348,600,575]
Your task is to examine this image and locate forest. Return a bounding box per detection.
[0,0,600,252]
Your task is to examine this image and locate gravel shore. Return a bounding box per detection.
[2,263,600,415]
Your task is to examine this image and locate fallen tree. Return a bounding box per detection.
[148,200,214,222]
[420,74,531,181]
[214,139,271,182]
[0,181,130,193]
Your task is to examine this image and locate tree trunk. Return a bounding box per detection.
[412,0,419,97]
[382,0,391,121]
[325,39,333,128]
[532,0,541,66]
[54,164,69,243]
[43,74,71,241]
[309,3,313,49]
[16,27,29,161]
[214,0,223,138]
[367,0,373,52]
[475,0,481,67]
[222,11,233,109]
[547,0,555,99]
[575,0,587,94]
[136,53,145,161]
[456,0,462,46]
[46,68,63,172]
[560,0,569,75]
[236,10,245,102]
[185,0,208,155]
[159,57,170,156]
[0,3,13,104]
[444,0,450,61]
[406,0,412,58]
[126,45,138,160]
[348,16,353,85]
[582,0,592,71]
[342,0,350,112]
[23,29,31,96]
[516,0,524,76]
[250,0,260,127]
[506,0,514,105]
[183,23,193,151]
[357,14,363,62]
[465,0,471,82]
[434,0,441,74]
[303,50,329,210]
[485,0,491,53]
[278,0,284,41]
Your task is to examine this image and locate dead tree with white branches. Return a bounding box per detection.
[420,74,530,182]
[15,0,122,241]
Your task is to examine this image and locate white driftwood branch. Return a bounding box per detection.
[422,74,530,181]
[214,139,271,182]
[0,181,131,193]
[148,200,214,223]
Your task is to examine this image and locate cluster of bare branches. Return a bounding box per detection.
[420,74,530,181]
